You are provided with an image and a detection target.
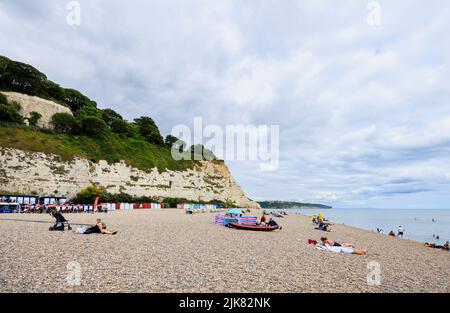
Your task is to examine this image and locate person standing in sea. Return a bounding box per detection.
[397,225,405,238]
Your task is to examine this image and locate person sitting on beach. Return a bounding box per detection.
[317,213,324,224]
[84,218,117,235]
[388,230,396,237]
[317,221,330,231]
[267,218,282,229]
[320,237,355,248]
[260,213,268,225]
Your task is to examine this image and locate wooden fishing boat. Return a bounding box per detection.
[228,222,281,231]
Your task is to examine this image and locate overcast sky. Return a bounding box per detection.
[1,0,450,208]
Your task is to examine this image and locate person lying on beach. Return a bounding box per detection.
[308,239,368,255]
[84,218,118,235]
[424,241,450,251]
[388,231,396,237]
[322,244,368,255]
[320,237,355,248]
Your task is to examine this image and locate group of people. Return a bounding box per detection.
[20,204,108,214]
[377,225,405,238]
[271,211,288,218]
[306,214,368,255]
[258,212,281,227]
[310,213,332,231]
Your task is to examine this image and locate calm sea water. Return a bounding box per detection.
[267,208,450,244]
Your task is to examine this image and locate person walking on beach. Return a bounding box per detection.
[397,225,405,238]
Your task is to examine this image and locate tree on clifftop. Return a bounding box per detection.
[134,116,164,146]
[111,119,136,137]
[81,116,108,137]
[51,113,80,134]
[101,108,123,126]
[165,135,186,151]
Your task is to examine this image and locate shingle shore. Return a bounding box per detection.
[0,210,448,292]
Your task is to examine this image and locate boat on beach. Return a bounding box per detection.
[228,222,281,231]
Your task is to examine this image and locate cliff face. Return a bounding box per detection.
[2,91,72,128]
[0,147,258,208]
[0,59,258,208]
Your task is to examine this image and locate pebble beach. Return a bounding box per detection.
[0,210,449,293]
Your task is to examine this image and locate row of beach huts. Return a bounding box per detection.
[1,194,227,213]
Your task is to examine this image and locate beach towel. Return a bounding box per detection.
[75,226,87,234]
[322,244,354,254]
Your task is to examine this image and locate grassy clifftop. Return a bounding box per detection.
[0,55,211,173]
[0,125,193,172]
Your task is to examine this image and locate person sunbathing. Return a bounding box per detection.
[323,244,368,255]
[308,239,368,255]
[320,237,355,248]
[84,218,117,235]
[424,242,450,250]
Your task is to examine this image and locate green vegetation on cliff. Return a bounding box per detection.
[71,185,231,208]
[0,55,215,172]
[0,125,193,172]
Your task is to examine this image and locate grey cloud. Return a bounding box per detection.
[1,0,450,208]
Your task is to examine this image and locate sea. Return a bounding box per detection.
[266,208,450,244]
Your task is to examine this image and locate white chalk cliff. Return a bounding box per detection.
[0,147,257,208]
[2,91,72,128]
[0,92,258,208]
